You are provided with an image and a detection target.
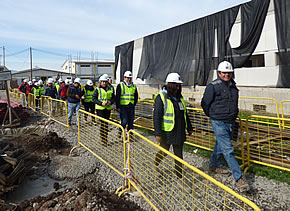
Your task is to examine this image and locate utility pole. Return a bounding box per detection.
[30,47,33,80]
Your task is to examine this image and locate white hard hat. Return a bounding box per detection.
[124,71,132,78]
[65,79,70,85]
[74,78,81,84]
[99,74,109,82]
[38,80,43,85]
[52,78,56,83]
[32,79,37,82]
[165,73,183,84]
[58,78,63,83]
[34,82,39,86]
[28,81,33,85]
[69,79,73,84]
[218,61,234,72]
[47,78,54,83]
[23,79,28,83]
[87,80,93,86]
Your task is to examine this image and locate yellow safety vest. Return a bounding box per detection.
[95,87,113,110]
[84,88,95,103]
[159,92,187,131]
[120,82,136,105]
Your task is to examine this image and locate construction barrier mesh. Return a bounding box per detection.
[77,109,126,176]
[281,100,290,119]
[245,115,290,171]
[40,96,51,117]
[28,93,35,111]
[50,98,69,128]
[127,130,260,210]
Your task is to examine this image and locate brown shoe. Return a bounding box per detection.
[236,176,250,192]
[210,166,231,174]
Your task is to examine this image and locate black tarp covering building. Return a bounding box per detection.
[115,0,290,88]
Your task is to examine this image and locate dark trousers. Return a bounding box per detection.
[96,109,111,143]
[155,141,183,178]
[84,102,95,121]
[35,97,40,108]
[120,105,135,131]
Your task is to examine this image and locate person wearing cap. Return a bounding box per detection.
[115,71,138,136]
[81,80,96,121]
[201,61,249,192]
[67,78,83,126]
[32,82,41,109]
[92,74,115,146]
[154,73,193,179]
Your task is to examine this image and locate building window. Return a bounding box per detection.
[243,54,265,67]
[98,64,111,67]
[80,64,90,67]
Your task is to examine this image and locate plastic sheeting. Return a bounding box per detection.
[114,41,134,79]
[275,0,290,88]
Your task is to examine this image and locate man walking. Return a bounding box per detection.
[201,61,249,191]
[116,71,138,136]
[67,78,82,126]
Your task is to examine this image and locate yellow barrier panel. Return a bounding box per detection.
[239,97,280,119]
[127,130,260,210]
[245,115,290,172]
[28,93,36,111]
[49,98,69,128]
[74,109,127,178]
[40,96,51,117]
[10,91,26,107]
[134,100,154,130]
[182,92,204,108]
[281,100,290,129]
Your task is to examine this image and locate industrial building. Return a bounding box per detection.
[61,59,115,83]
[115,0,289,88]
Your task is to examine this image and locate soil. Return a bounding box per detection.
[0,115,144,210]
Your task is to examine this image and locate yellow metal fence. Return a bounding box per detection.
[126,130,260,210]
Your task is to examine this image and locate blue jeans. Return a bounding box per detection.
[120,105,135,131]
[209,119,242,182]
[68,102,81,125]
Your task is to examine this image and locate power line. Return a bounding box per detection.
[32,48,68,57]
[5,48,30,57]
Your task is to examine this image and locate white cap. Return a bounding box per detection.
[87,80,93,86]
[34,82,39,86]
[28,81,33,85]
[99,74,109,82]
[23,79,28,83]
[124,71,132,78]
[74,78,81,84]
[65,79,70,85]
[218,61,234,72]
[38,80,43,85]
[58,78,63,83]
[165,73,183,84]
[32,79,37,82]
[47,78,54,83]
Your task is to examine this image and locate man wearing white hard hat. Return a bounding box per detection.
[67,78,83,126]
[115,71,138,137]
[81,80,96,121]
[92,74,115,146]
[32,82,41,109]
[154,72,193,180]
[201,61,249,192]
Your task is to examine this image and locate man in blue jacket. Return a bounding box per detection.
[67,78,83,126]
[201,61,249,192]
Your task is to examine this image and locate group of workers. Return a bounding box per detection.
[16,60,249,192]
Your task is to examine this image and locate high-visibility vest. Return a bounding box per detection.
[158,92,187,132]
[33,87,41,97]
[95,87,113,110]
[120,82,136,105]
[39,86,44,95]
[55,84,60,92]
[83,88,95,103]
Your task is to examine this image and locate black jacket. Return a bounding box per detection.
[154,93,192,145]
[201,78,239,123]
[67,85,82,103]
[44,85,57,99]
[115,82,138,109]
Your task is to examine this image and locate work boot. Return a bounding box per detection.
[236,176,250,192]
[209,166,231,175]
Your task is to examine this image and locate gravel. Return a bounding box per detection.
[33,113,290,210]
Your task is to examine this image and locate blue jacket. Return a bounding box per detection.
[67,85,82,103]
[44,85,57,99]
[201,78,239,123]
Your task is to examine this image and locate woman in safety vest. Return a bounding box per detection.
[92,74,115,146]
[154,73,193,179]
[81,80,96,121]
[32,82,41,109]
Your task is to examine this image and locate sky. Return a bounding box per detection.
[0,0,250,71]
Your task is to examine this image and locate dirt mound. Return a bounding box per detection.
[16,183,144,211]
